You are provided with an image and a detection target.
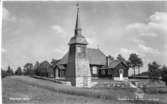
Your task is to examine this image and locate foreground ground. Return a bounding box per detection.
[2,76,167,104]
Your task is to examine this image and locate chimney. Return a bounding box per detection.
[106,56,109,67]
[106,55,114,67]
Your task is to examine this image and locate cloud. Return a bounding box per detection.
[138,44,160,55]
[150,12,167,25]
[126,22,158,37]
[3,7,16,22]
[86,37,98,48]
[118,48,140,59]
[2,48,7,53]
[126,12,167,38]
[51,25,67,38]
[125,11,167,58]
[53,48,64,54]
[132,38,144,44]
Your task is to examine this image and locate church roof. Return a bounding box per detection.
[58,48,106,65]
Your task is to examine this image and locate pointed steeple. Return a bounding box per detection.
[68,3,88,45]
[75,3,82,36]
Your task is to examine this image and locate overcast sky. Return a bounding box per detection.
[2,1,167,72]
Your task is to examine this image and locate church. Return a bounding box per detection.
[52,4,129,86]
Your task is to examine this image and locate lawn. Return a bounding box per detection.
[2,76,167,104]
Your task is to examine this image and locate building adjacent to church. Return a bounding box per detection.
[54,52,129,80]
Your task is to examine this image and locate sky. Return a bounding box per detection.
[2,1,167,73]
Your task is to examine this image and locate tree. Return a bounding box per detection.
[161,65,167,85]
[148,61,161,81]
[1,69,7,78]
[117,54,125,62]
[108,55,114,60]
[128,53,143,77]
[6,66,14,76]
[34,61,40,76]
[50,59,59,67]
[23,63,34,76]
[15,67,22,75]
[128,53,139,77]
[136,57,143,76]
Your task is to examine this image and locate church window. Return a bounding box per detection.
[92,66,97,74]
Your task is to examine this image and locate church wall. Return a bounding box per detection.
[66,45,76,85]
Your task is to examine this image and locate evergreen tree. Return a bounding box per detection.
[117,54,125,62]
[128,53,143,77]
[1,69,7,78]
[34,61,40,76]
[15,67,22,75]
[6,66,14,76]
[148,61,161,81]
[136,57,143,76]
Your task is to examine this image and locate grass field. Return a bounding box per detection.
[2,76,167,104]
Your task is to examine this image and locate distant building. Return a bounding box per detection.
[38,61,53,77]
[52,4,129,81]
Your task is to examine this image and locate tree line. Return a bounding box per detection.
[115,53,167,85]
[1,59,58,78]
[2,53,167,85]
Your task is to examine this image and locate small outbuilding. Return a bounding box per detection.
[100,60,129,80]
[53,64,66,79]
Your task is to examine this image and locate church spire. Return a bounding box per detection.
[75,3,82,36]
[68,3,88,45]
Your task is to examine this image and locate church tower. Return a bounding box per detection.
[66,3,91,87]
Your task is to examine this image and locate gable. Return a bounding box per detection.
[102,60,128,69]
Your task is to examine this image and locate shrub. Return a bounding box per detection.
[161,66,167,86]
[143,87,167,94]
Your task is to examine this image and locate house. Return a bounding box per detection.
[100,60,129,80]
[37,61,53,77]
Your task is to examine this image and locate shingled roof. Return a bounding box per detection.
[58,48,106,65]
[54,64,65,70]
[108,60,121,68]
[101,60,128,69]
